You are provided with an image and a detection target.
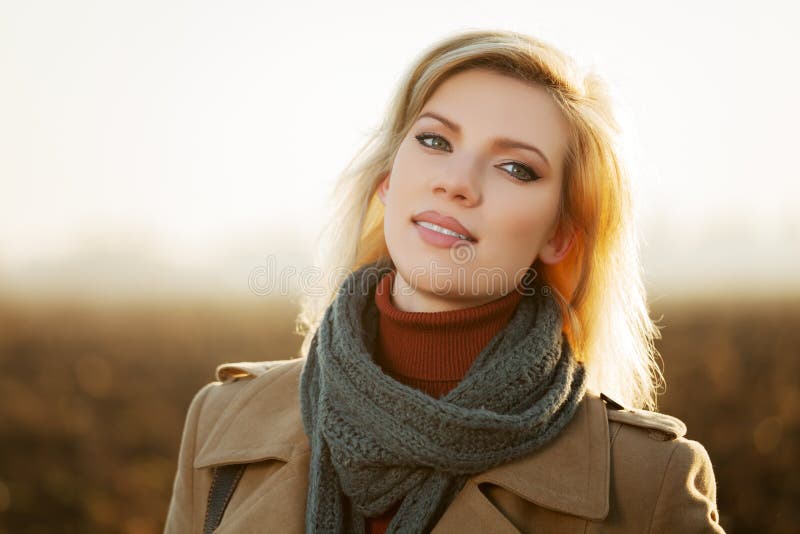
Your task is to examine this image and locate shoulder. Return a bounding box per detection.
[182,357,309,468]
[599,391,709,468]
[185,357,305,419]
[599,393,723,531]
[600,392,687,441]
[166,358,309,532]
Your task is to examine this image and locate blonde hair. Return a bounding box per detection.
[295,30,664,410]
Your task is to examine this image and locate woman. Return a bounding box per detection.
[165,30,724,533]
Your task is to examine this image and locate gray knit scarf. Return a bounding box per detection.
[299,261,587,533]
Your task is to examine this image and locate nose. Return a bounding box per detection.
[431,155,482,206]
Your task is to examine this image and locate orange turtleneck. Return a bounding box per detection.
[364,270,523,534]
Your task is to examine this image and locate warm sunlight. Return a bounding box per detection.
[1,1,797,301]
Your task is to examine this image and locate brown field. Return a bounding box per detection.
[0,295,797,533]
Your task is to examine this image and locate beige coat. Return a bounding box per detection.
[164,358,725,533]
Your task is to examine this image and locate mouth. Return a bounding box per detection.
[411,210,477,243]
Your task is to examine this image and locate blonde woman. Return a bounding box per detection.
[165,30,724,533]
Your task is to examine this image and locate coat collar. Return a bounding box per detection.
[471,387,609,519]
[194,358,610,521]
[194,358,309,468]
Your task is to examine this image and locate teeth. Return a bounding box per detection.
[416,221,470,240]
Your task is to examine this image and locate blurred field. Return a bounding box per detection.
[0,294,797,533]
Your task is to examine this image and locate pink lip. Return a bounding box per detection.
[411,210,477,242]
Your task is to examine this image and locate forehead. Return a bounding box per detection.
[419,68,569,165]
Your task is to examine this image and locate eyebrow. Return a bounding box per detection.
[416,111,551,168]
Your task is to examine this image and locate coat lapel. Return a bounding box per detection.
[431,479,523,533]
[474,390,610,518]
[431,390,609,532]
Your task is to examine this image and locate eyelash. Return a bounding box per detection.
[413,132,542,183]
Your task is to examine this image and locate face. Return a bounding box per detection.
[377,68,573,312]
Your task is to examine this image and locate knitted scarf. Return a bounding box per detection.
[299,261,587,533]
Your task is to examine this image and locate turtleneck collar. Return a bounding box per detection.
[373,269,523,389]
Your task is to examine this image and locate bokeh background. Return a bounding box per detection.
[1,1,798,532]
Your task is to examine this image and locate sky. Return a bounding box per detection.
[1,0,798,301]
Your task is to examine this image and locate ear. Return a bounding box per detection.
[376,173,390,205]
[538,221,575,265]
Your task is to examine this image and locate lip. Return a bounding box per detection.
[411,210,477,242]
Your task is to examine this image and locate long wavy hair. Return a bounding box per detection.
[294,29,664,410]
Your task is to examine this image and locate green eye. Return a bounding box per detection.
[498,162,540,182]
[415,133,452,152]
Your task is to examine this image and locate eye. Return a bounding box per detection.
[497,161,541,182]
[414,133,452,152]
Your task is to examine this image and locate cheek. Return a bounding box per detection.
[394,165,422,193]
[499,215,546,269]
[491,197,553,246]
[382,174,416,240]
[385,153,425,216]
[481,190,560,269]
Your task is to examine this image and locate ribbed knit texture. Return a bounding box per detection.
[373,269,524,396]
[299,261,587,534]
[365,269,524,533]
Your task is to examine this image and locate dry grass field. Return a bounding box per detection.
[0,294,797,533]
